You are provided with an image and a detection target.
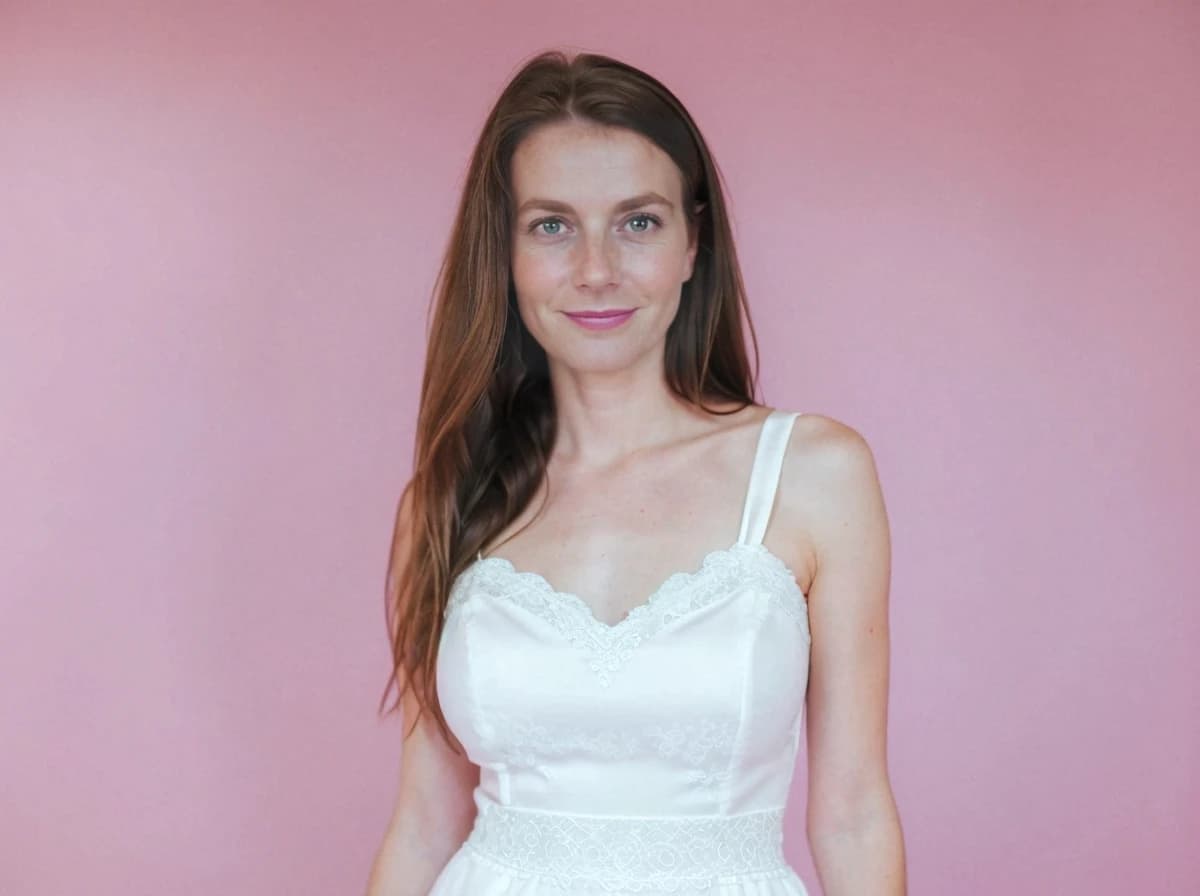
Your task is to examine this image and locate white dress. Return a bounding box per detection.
[429,409,812,895]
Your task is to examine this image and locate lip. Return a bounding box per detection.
[563,308,637,331]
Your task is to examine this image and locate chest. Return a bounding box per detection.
[438,550,811,774]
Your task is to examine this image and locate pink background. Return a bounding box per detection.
[2,2,1197,894]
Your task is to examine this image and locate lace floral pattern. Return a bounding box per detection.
[447,541,809,686]
[463,799,790,892]
[485,715,740,782]
[486,716,642,769]
[648,718,736,787]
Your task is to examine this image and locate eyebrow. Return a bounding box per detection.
[516,191,675,216]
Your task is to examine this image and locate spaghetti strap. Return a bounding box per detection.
[736,410,801,547]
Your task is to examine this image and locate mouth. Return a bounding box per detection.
[562,308,637,331]
[564,308,637,318]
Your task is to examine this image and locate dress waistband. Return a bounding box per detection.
[462,794,791,890]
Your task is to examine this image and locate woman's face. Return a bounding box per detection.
[509,120,698,376]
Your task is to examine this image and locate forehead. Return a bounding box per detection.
[510,121,681,204]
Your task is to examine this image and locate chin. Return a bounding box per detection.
[554,341,660,376]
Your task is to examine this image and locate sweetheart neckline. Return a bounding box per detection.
[468,541,808,633]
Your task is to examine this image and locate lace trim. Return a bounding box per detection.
[463,800,790,891]
[447,542,809,686]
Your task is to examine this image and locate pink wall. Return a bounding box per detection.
[2,2,1196,893]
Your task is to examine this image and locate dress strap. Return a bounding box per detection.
[736,410,801,546]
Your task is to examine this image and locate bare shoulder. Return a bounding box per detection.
[771,411,890,590]
[787,412,881,488]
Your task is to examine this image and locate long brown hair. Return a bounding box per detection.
[380,49,762,752]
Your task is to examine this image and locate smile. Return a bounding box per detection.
[562,309,637,331]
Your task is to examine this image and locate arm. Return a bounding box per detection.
[364,684,480,895]
[365,489,480,896]
[798,420,906,894]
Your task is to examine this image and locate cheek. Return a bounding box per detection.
[512,246,567,288]
[622,249,690,292]
[625,248,676,278]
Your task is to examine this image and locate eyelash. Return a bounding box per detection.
[527,213,662,236]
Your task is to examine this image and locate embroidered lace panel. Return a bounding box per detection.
[447,541,809,686]
[463,800,790,892]
[483,714,739,786]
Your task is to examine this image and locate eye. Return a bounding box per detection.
[627,213,661,233]
[529,216,566,236]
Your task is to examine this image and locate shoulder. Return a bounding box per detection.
[773,411,889,571]
[783,411,878,483]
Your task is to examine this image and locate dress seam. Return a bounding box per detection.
[721,597,768,814]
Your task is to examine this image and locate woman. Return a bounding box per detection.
[366,50,905,895]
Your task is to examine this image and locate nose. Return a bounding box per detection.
[575,229,619,290]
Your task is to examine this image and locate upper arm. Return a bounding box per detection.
[793,418,894,835]
[379,484,480,863]
[386,681,479,850]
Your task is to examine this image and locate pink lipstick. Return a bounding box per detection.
[563,308,636,331]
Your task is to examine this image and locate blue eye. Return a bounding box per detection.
[627,213,661,232]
